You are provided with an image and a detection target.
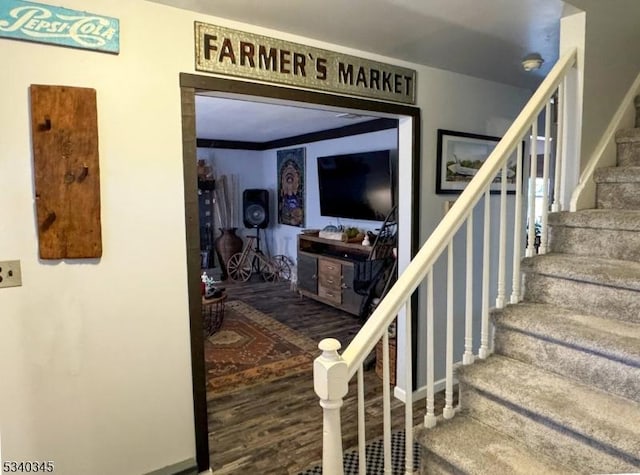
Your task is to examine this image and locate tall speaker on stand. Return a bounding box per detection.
[243,189,269,229]
[243,189,269,266]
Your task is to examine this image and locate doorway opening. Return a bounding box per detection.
[179,74,421,472]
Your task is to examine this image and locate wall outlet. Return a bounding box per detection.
[0,260,22,288]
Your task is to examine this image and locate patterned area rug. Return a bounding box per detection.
[205,300,318,396]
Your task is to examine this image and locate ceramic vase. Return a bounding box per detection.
[214,228,243,280]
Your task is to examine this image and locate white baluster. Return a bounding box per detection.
[313,338,348,475]
[510,144,524,304]
[357,365,366,475]
[444,244,455,419]
[404,300,414,475]
[463,214,474,365]
[526,121,538,257]
[552,84,564,212]
[539,102,552,254]
[424,270,436,428]
[559,76,570,210]
[496,161,508,309]
[382,330,391,475]
[479,189,491,359]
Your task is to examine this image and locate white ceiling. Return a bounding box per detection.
[195,95,378,142]
[153,0,570,141]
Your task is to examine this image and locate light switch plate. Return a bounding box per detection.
[0,260,22,288]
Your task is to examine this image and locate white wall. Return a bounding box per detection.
[1,2,198,474]
[201,129,398,266]
[197,148,265,229]
[0,1,530,472]
[264,129,398,262]
[564,0,640,168]
[412,68,530,393]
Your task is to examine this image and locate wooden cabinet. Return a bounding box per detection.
[297,234,370,316]
[340,264,362,315]
[297,253,318,294]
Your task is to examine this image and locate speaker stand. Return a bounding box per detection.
[251,227,265,275]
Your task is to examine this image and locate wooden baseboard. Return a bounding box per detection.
[144,459,198,475]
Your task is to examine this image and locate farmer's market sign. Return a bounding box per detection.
[0,0,119,54]
[195,22,416,104]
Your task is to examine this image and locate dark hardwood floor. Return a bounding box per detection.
[223,279,363,345]
[207,278,428,474]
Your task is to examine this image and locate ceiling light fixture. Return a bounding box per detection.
[521,53,544,72]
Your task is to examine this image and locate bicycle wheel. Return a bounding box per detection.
[227,252,252,282]
[261,255,292,282]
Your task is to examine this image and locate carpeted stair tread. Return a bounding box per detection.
[492,303,640,365]
[594,165,640,183]
[457,355,640,463]
[493,304,640,402]
[417,415,576,475]
[548,209,640,231]
[616,127,640,143]
[522,253,640,291]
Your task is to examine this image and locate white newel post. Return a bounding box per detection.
[314,338,349,475]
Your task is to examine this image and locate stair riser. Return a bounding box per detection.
[494,327,640,402]
[617,142,640,167]
[548,225,640,262]
[418,444,565,475]
[597,183,640,209]
[459,386,638,474]
[523,273,640,323]
[419,450,461,475]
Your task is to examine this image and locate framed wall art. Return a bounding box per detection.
[277,147,306,227]
[436,129,523,194]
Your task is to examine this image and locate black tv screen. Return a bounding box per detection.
[317,150,393,222]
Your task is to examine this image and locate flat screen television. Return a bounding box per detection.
[317,150,394,222]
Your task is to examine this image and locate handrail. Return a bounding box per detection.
[314,47,579,475]
[340,48,578,377]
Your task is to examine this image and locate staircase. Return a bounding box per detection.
[416,106,640,472]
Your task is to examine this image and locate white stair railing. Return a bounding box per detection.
[313,48,578,475]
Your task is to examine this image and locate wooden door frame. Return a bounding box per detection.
[179,73,421,472]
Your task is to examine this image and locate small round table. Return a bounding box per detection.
[202,293,227,336]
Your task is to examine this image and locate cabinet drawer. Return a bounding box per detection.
[318,258,341,291]
[318,271,340,290]
[319,259,341,278]
[318,285,341,304]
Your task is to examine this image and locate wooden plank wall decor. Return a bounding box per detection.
[30,85,102,259]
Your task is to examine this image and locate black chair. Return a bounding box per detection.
[353,206,397,322]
